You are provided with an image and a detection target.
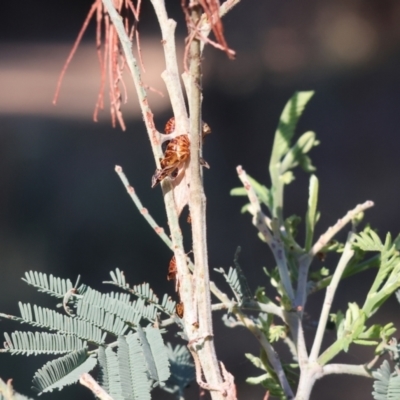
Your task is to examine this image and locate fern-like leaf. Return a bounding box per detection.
[354,230,384,252]
[98,336,152,400]
[76,299,129,337]
[145,327,170,384]
[105,346,124,400]
[2,331,86,355]
[215,267,244,304]
[17,302,103,344]
[105,270,176,318]
[22,271,74,299]
[32,349,97,394]
[97,346,109,393]
[126,334,151,400]
[136,326,158,381]
[162,343,195,396]
[372,360,400,400]
[117,336,134,400]
[109,268,129,288]
[269,91,315,169]
[79,287,146,326]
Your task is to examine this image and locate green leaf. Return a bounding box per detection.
[16,302,103,344]
[145,326,170,384]
[163,344,195,396]
[230,187,248,196]
[280,171,295,184]
[136,326,158,382]
[32,349,97,394]
[269,325,287,342]
[280,131,319,174]
[97,346,109,393]
[246,374,268,385]
[3,331,86,355]
[104,271,176,318]
[105,346,124,400]
[244,353,264,370]
[353,339,378,346]
[241,203,251,214]
[305,175,319,251]
[22,271,74,299]
[372,360,400,400]
[269,91,315,169]
[354,229,384,252]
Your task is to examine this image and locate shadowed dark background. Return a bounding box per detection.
[1,0,400,399]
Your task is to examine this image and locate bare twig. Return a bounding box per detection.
[308,232,355,363]
[322,363,372,378]
[114,165,173,249]
[295,200,374,310]
[80,373,114,400]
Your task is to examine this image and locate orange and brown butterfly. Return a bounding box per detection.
[167,256,177,281]
[151,117,211,188]
[175,302,184,319]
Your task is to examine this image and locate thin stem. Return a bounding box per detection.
[309,232,355,363]
[295,200,374,309]
[308,254,380,295]
[238,312,294,399]
[322,363,372,378]
[310,201,374,257]
[114,166,173,249]
[236,165,295,305]
[243,300,284,320]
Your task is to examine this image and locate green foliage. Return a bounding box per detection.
[105,268,176,317]
[32,349,97,394]
[372,360,400,400]
[22,271,76,299]
[354,229,400,317]
[228,91,400,399]
[245,350,296,400]
[230,174,272,212]
[231,91,319,232]
[305,175,319,251]
[215,266,246,305]
[2,331,86,355]
[0,270,183,399]
[162,344,195,397]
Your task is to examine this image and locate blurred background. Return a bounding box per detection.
[2,0,400,399]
